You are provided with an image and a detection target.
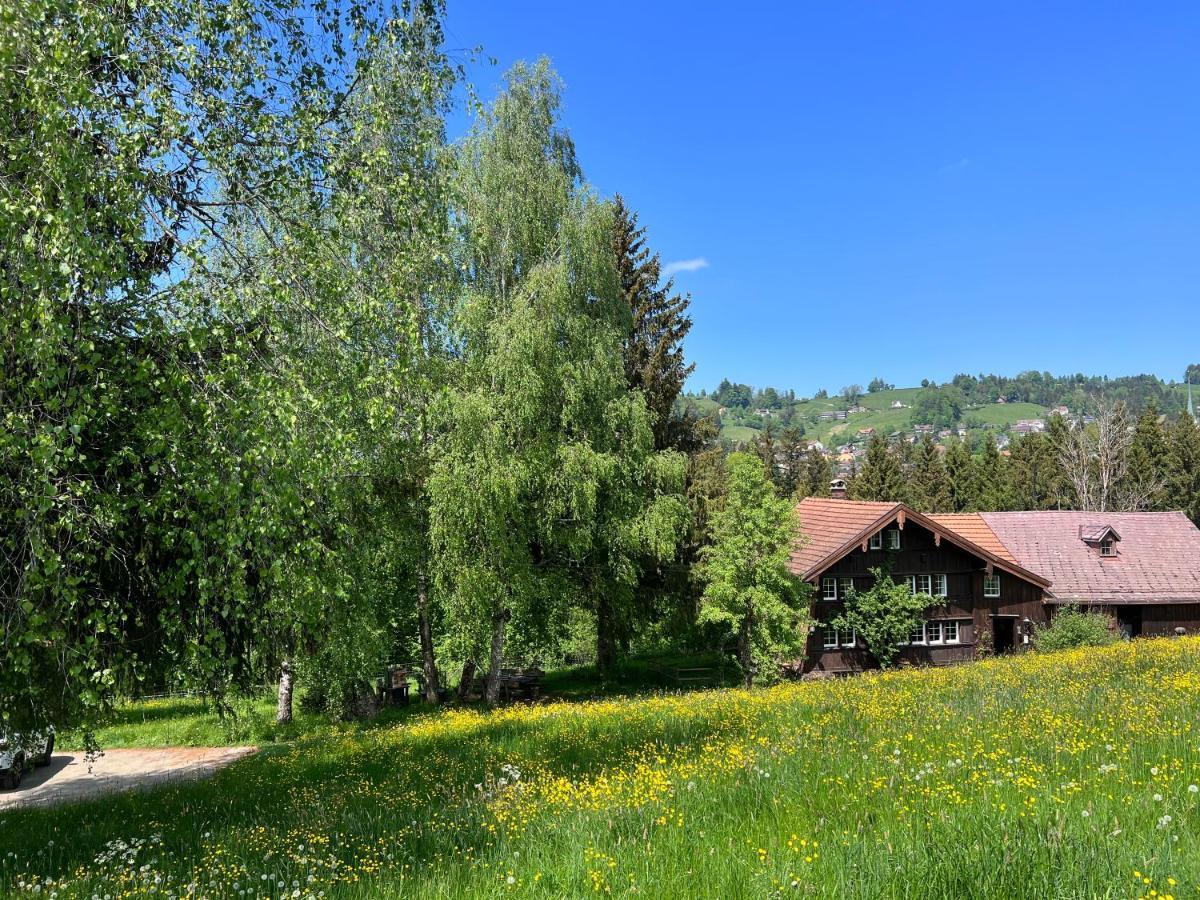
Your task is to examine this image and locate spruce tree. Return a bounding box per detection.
[971,433,1012,511]
[798,447,833,499]
[851,434,904,501]
[944,440,976,512]
[1006,432,1063,510]
[1125,404,1171,510]
[613,195,695,451]
[912,433,951,512]
[1166,413,1200,523]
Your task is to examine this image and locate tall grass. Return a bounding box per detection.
[5,638,1200,898]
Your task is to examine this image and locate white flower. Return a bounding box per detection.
[506,876,516,885]
[1189,784,1198,794]
[1158,814,1173,828]
[1151,766,1159,776]
[1080,810,1090,818]
[1154,793,1163,802]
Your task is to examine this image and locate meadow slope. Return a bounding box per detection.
[5,639,1200,898]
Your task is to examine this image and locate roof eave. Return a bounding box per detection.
[802,503,1052,589]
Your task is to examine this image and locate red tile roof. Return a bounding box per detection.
[791,498,1048,588]
[980,511,1200,605]
[927,513,1019,566]
[790,497,899,578]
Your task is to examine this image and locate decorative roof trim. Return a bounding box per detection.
[801,502,1052,589]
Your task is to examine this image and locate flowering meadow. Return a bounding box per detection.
[5,639,1200,898]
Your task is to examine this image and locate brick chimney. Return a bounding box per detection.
[829,478,848,500]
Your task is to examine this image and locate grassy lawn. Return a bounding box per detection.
[719,423,760,444]
[6,639,1200,897]
[967,400,1049,426]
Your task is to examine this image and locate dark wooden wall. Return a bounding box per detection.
[804,516,1048,674]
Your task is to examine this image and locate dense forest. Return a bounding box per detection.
[4,0,1199,737]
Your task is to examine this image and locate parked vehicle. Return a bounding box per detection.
[0,729,55,789]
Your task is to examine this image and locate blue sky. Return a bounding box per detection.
[444,1,1200,396]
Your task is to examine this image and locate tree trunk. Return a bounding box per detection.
[416,568,441,704]
[456,658,477,702]
[595,593,617,673]
[738,605,755,689]
[276,657,294,725]
[484,608,511,707]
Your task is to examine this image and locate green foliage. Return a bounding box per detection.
[430,61,688,698]
[613,196,695,452]
[1033,605,1117,652]
[912,385,966,428]
[831,568,940,668]
[699,454,809,686]
[851,434,904,501]
[0,0,450,732]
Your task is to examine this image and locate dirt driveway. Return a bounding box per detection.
[0,746,257,810]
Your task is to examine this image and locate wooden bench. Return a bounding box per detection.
[671,666,717,686]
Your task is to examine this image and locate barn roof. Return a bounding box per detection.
[979,511,1200,605]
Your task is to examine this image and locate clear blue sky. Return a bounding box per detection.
[444,1,1200,396]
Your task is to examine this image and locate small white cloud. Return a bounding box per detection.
[662,257,709,277]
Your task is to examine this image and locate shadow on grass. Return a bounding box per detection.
[1,664,767,892]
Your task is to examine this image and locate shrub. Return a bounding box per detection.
[1033,605,1117,652]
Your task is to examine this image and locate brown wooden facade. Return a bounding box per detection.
[804,515,1049,674]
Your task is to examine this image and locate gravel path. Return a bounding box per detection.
[0,746,257,810]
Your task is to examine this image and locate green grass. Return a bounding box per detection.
[55,695,420,751]
[966,400,1049,426]
[7,639,1200,898]
[719,424,760,444]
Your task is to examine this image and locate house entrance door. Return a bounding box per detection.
[992,617,1016,654]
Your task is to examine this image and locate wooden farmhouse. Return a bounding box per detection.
[790,495,1200,674]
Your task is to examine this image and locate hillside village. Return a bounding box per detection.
[682,374,1195,478]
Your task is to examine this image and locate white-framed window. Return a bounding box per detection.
[822,577,855,600]
[823,625,857,649]
[869,532,883,550]
[907,620,963,646]
[886,529,901,550]
[910,574,931,596]
[984,574,1001,598]
[932,574,948,597]
[1100,539,1116,557]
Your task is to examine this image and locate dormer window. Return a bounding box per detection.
[1080,524,1121,558]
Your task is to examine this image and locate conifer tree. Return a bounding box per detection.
[1125,404,1171,510]
[972,433,1012,511]
[1166,413,1200,523]
[613,195,695,451]
[851,434,904,501]
[943,441,976,512]
[911,433,951,512]
[1007,432,1064,510]
[797,447,833,499]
